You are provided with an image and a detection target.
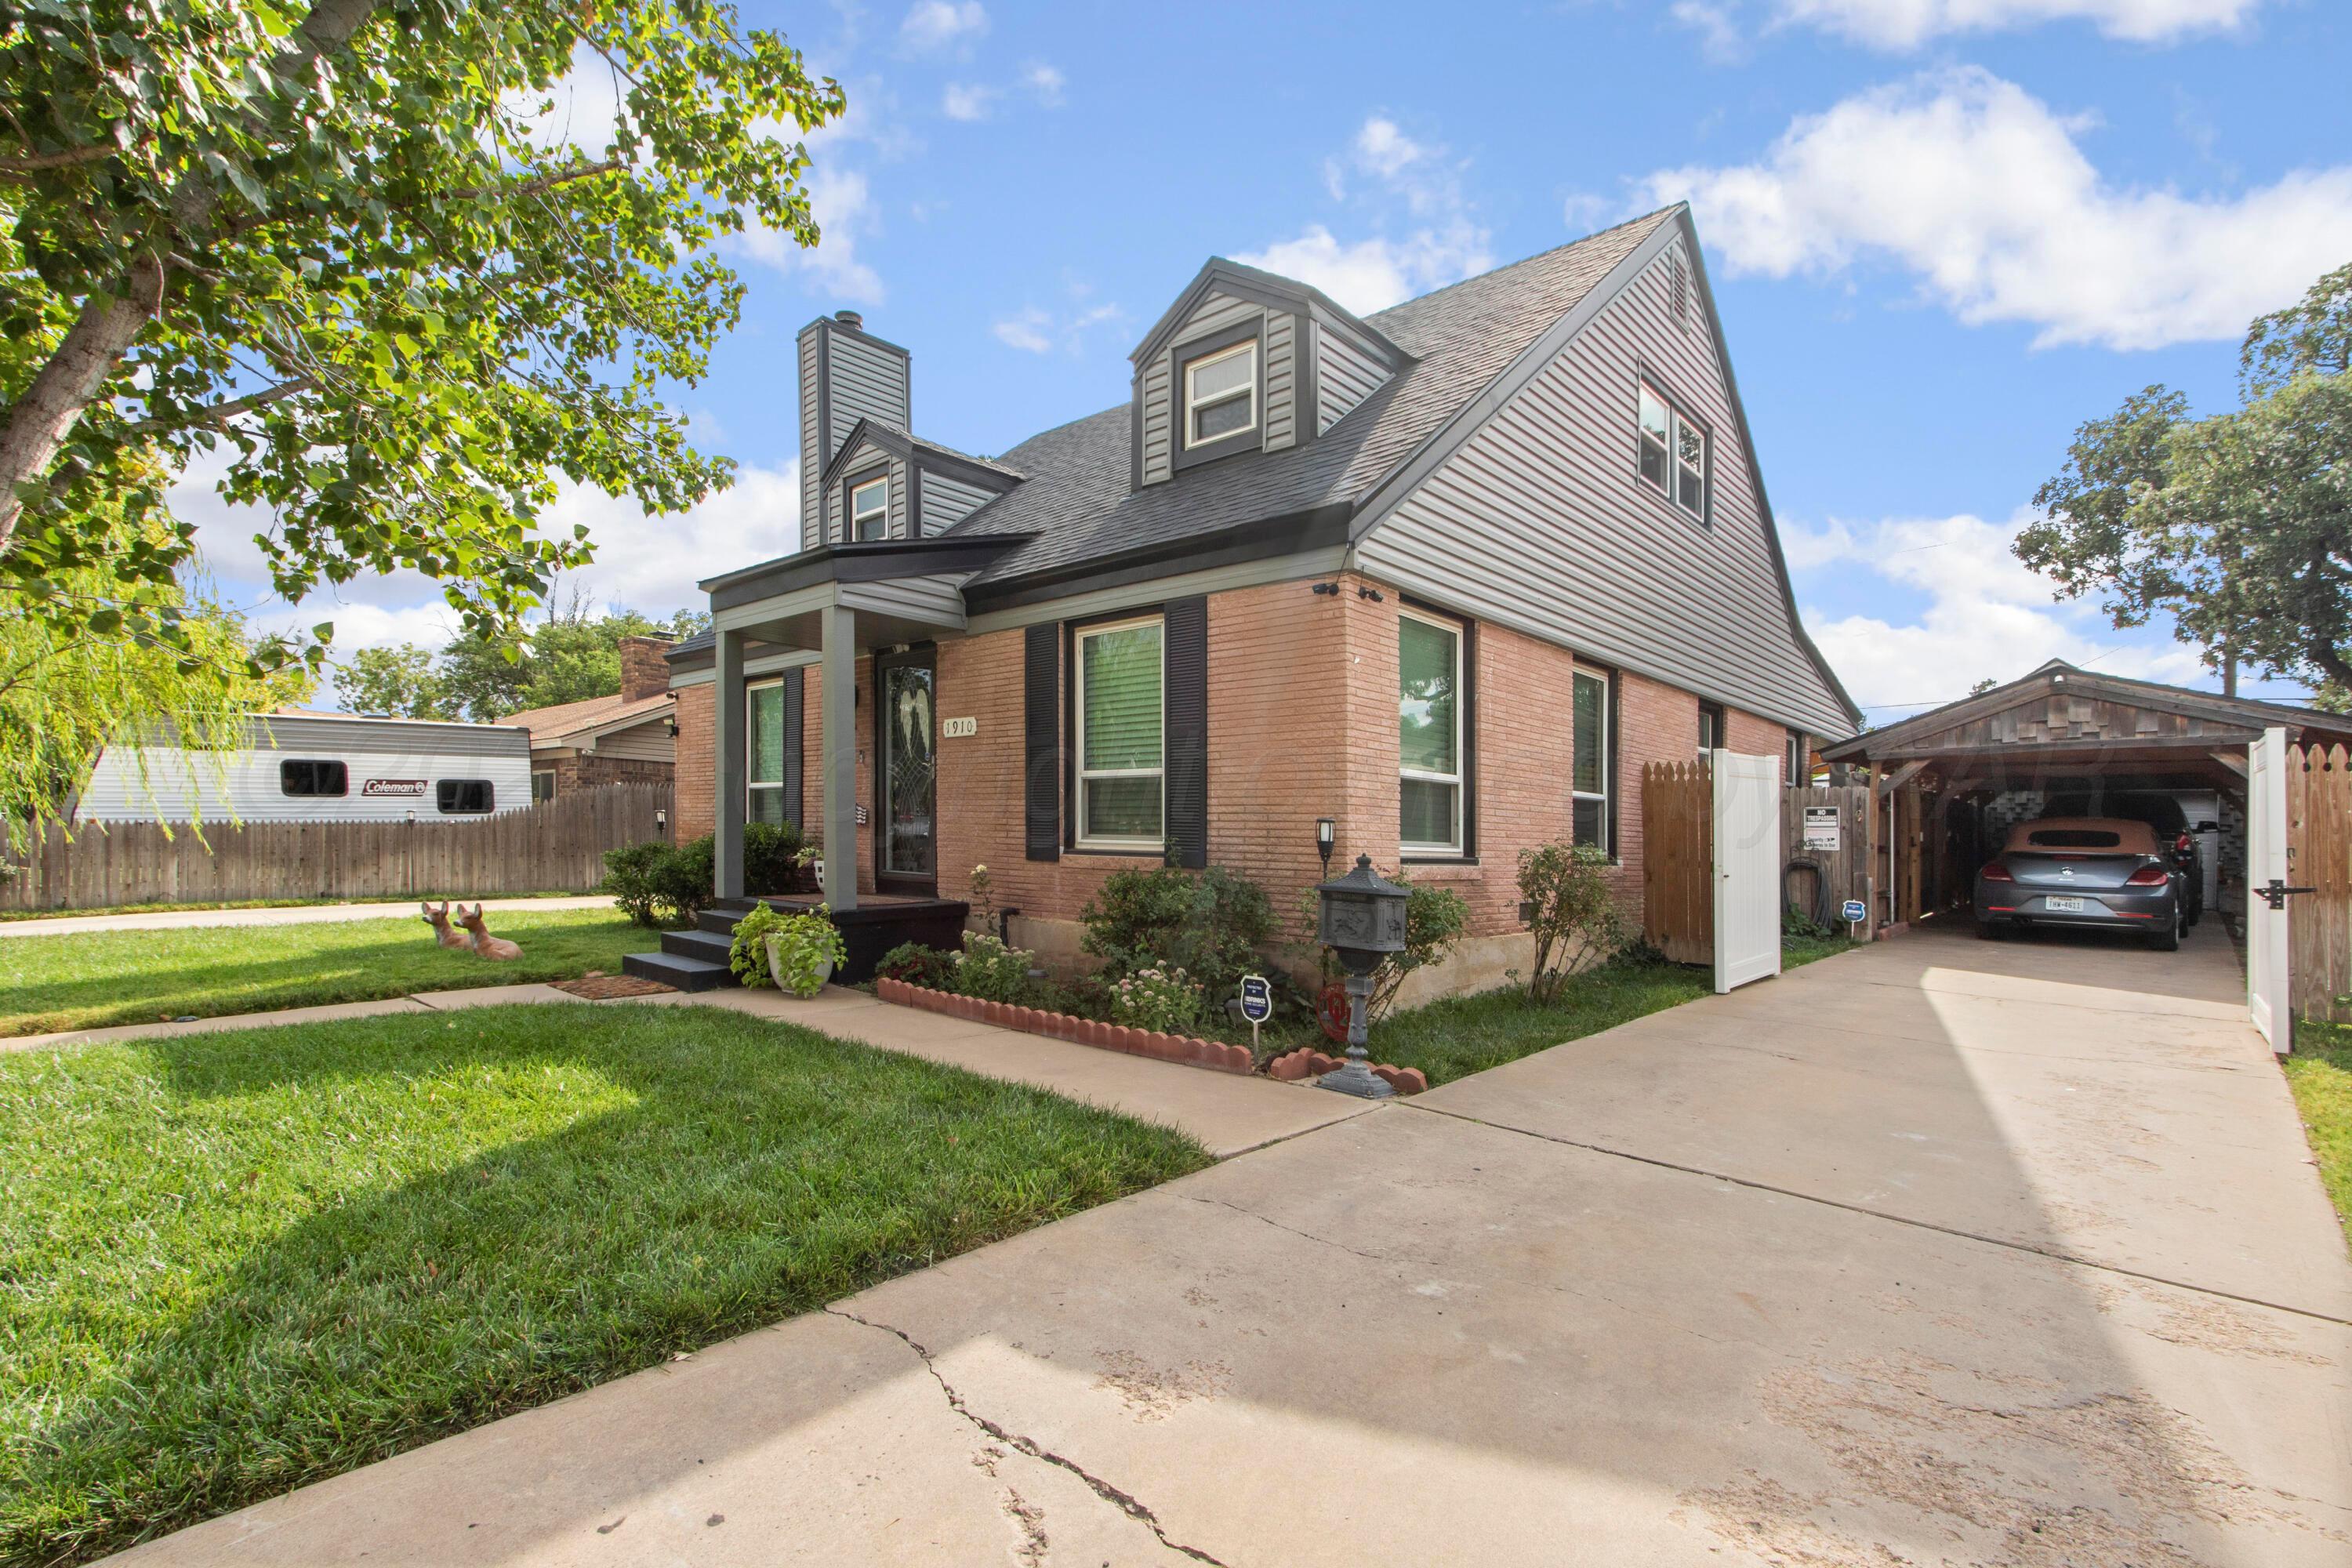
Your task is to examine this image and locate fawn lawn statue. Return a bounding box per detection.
[455,903,523,961]
[420,902,470,949]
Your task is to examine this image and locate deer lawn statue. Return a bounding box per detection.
[456,903,523,961]
[421,902,470,950]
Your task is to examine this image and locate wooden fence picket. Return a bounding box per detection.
[2289,743,2350,1025]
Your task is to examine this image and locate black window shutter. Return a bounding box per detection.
[1163,596,1208,869]
[1024,623,1061,861]
[780,668,804,828]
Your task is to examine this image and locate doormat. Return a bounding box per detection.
[552,974,677,1000]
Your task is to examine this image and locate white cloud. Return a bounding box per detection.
[899,0,985,52]
[942,82,996,122]
[1770,0,2262,49]
[1671,1,1747,61]
[734,165,885,304]
[992,307,1052,353]
[1790,510,2206,714]
[1021,61,1065,106]
[1640,67,2352,349]
[1242,114,1495,314]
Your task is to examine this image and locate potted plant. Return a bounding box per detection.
[728,903,848,998]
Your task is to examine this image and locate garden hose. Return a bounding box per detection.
[1784,857,1837,933]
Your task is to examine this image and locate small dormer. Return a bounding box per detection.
[1128,260,1409,488]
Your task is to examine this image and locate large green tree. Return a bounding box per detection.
[2018,266,2352,692]
[334,601,700,720]
[0,0,841,668]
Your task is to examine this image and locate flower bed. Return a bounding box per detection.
[876,977,1254,1075]
[1267,1047,1428,1096]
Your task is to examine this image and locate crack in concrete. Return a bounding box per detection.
[826,1306,1232,1566]
[1400,1100,2352,1329]
[1178,1193,1398,1263]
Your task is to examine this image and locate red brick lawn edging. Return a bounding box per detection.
[875,978,1254,1075]
[1266,1047,1427,1096]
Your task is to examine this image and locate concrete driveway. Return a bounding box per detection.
[114,923,2352,1567]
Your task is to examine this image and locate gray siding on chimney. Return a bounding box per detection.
[798,330,822,550]
[1134,291,1299,485]
[827,332,911,465]
[1354,237,1853,738]
[920,467,997,534]
[1316,325,1388,434]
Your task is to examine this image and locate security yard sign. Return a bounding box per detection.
[1239,975,1272,1053]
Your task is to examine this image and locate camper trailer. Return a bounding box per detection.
[77,711,535,825]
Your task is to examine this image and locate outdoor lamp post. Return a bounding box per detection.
[1316,816,1336,873]
[1315,854,1409,1098]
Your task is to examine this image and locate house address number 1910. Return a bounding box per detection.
[941,717,978,739]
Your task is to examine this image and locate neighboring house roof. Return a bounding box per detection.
[1820,659,2352,762]
[942,208,1677,587]
[494,691,672,748]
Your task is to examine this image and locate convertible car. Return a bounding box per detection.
[1975,817,2186,950]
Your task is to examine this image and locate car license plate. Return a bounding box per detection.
[2045,895,2085,913]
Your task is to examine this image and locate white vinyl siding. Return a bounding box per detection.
[1317,325,1389,433]
[1073,617,1164,850]
[1399,610,1465,855]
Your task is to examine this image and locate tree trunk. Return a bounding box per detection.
[0,0,383,556]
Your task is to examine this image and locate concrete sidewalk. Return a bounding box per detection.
[105,922,2352,1568]
[0,896,618,938]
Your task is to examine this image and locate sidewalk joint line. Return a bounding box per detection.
[825,1306,1232,1566]
[1398,1101,2352,1329]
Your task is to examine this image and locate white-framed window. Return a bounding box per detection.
[747,678,789,825]
[1399,608,1465,855]
[1636,380,1706,520]
[1182,340,1258,450]
[1697,702,1725,757]
[1572,668,1611,853]
[1785,729,1807,789]
[1074,616,1164,850]
[849,475,888,541]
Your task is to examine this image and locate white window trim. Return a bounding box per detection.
[1573,666,1612,857]
[848,475,889,540]
[1073,615,1165,852]
[746,677,786,821]
[1182,340,1258,451]
[1399,607,1465,857]
[1636,379,1707,521]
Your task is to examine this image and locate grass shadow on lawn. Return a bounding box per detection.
[0,1004,1210,1566]
[0,912,660,1036]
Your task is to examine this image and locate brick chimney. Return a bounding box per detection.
[618,636,673,703]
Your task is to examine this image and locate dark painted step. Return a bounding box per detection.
[661,927,735,964]
[621,950,735,991]
[695,908,742,937]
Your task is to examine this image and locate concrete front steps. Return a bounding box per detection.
[620,895,970,991]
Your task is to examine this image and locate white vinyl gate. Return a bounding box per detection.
[1711,750,1784,994]
[2247,726,2289,1052]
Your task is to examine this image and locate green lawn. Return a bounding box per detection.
[2284,1018,2352,1245]
[0,1004,1210,1565]
[0,891,587,923]
[1370,931,1857,1087]
[0,909,657,1036]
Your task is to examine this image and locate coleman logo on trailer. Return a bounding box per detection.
[362,779,426,797]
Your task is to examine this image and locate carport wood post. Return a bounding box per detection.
[2288,742,2351,1025]
[819,604,857,910]
[714,628,746,902]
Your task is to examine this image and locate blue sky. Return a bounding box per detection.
[180,0,2352,720]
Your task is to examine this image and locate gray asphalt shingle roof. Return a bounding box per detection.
[944,208,1678,585]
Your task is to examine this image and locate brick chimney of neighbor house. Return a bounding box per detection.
[618,636,673,703]
[797,308,911,550]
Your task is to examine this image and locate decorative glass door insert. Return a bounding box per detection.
[880,657,936,884]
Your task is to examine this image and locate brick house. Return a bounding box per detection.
[496,636,678,800]
[643,205,1857,993]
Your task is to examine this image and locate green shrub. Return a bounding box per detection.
[601,841,671,928]
[875,940,953,989]
[1519,841,1624,1002]
[1080,865,1277,1005]
[601,835,717,927]
[742,820,812,895]
[950,931,1035,1002]
[1297,872,1470,1023]
[1109,964,1206,1035]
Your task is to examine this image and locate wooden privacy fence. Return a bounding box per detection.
[0,782,670,913]
[1643,764,1875,966]
[2289,742,2350,1024]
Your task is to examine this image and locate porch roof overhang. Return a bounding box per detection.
[687,534,1035,657]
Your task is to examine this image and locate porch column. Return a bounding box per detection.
[714,626,746,901]
[819,603,858,910]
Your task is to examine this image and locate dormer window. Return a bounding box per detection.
[1184,341,1257,450]
[849,474,888,541]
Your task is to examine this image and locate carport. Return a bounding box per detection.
[1820,659,2352,1047]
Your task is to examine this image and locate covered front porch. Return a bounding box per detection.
[702,534,1026,915]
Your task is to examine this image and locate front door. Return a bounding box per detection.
[876,647,938,895]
